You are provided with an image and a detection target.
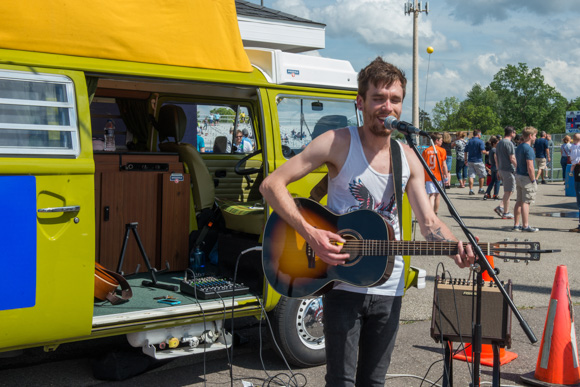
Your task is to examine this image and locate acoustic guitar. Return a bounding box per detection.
[262,197,543,298]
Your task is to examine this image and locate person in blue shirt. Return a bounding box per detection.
[196,126,205,153]
[533,131,550,184]
[514,126,539,232]
[464,129,488,195]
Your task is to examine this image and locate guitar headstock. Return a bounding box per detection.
[489,239,548,263]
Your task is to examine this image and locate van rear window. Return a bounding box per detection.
[0,70,79,157]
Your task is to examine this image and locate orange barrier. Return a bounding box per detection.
[522,265,580,385]
[453,255,518,366]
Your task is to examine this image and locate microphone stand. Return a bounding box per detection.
[403,132,537,387]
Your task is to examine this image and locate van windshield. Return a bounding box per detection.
[276,96,358,158]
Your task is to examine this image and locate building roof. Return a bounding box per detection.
[235,0,325,27]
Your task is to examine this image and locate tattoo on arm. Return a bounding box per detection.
[426,227,454,242]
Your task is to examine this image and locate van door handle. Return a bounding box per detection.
[37,205,81,213]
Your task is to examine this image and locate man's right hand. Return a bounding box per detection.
[305,228,350,266]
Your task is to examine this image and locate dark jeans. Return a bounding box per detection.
[456,159,467,181]
[575,180,580,214]
[485,170,500,196]
[561,157,569,181]
[323,290,402,387]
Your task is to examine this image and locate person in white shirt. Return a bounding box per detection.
[569,133,580,232]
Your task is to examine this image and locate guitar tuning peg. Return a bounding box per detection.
[524,238,530,242]
[504,238,509,242]
[513,238,519,242]
[514,259,520,263]
[525,260,529,265]
[504,258,509,263]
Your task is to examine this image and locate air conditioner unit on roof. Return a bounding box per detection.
[246,48,358,90]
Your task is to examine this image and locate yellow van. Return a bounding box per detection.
[0,0,422,368]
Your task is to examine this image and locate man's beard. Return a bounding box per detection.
[368,120,391,137]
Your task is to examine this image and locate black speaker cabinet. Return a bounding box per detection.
[431,277,512,347]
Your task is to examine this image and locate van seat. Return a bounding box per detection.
[215,198,264,236]
[157,104,264,235]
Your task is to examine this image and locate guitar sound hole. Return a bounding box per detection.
[339,230,362,267]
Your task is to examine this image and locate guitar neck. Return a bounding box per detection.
[340,240,490,257]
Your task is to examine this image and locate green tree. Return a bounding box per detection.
[432,97,460,131]
[489,63,567,133]
[210,107,235,122]
[455,102,502,135]
[566,97,580,111]
[453,84,501,134]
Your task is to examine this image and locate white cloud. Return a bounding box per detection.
[273,0,434,49]
[429,69,470,98]
[473,53,502,77]
[264,0,580,117]
[543,59,580,100]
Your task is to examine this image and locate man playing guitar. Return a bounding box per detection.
[260,57,475,386]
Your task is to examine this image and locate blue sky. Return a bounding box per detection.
[251,0,580,122]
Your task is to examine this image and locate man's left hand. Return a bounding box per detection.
[452,240,476,268]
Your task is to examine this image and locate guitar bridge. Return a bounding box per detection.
[306,244,316,268]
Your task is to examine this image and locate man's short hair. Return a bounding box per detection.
[522,126,538,140]
[504,126,515,137]
[358,57,407,100]
[540,131,546,137]
[430,132,442,142]
[473,129,481,137]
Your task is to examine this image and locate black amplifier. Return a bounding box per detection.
[430,277,512,347]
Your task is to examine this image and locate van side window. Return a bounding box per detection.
[90,98,130,151]
[157,102,256,154]
[0,70,79,157]
[276,96,357,159]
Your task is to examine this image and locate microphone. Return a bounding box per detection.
[384,116,430,137]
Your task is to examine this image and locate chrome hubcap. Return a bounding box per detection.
[295,297,325,350]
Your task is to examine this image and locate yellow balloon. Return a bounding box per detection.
[427,46,434,54]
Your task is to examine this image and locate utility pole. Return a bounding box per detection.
[404,1,429,127]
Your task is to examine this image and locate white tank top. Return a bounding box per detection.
[327,126,410,296]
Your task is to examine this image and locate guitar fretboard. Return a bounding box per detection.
[338,240,490,256]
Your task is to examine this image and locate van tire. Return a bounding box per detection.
[270,296,326,368]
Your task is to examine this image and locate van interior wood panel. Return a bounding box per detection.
[94,153,189,273]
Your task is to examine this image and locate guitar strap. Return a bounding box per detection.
[390,138,404,236]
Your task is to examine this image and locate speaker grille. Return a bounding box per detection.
[430,277,512,347]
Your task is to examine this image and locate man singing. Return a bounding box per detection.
[260,57,475,386]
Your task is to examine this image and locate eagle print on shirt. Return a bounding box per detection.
[347,178,397,224]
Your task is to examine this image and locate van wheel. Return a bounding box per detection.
[270,296,326,368]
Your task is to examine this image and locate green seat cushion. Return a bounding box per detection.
[216,198,265,235]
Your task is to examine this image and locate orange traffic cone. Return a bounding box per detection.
[453,256,518,366]
[521,265,580,386]
[453,342,518,367]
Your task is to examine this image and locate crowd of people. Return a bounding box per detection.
[422,128,580,233]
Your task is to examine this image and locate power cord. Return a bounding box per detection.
[182,268,208,387]
[225,246,306,387]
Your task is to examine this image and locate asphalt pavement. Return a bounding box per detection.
[0,180,578,386]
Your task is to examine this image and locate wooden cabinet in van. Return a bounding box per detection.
[94,153,190,273]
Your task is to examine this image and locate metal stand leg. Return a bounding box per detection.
[492,344,500,387]
[443,340,453,387]
[118,222,178,292]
